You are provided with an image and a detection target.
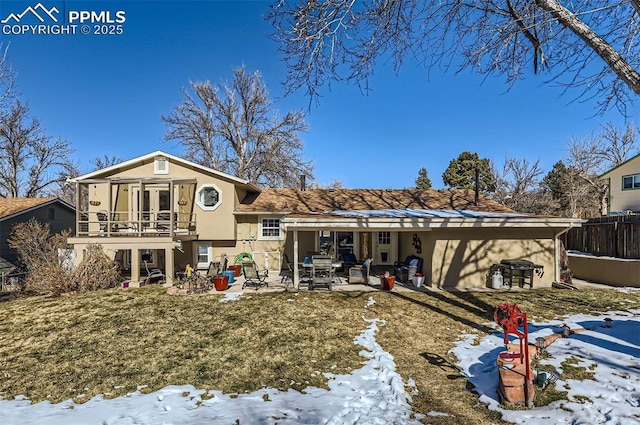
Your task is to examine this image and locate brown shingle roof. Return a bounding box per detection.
[237,189,513,214]
[0,197,57,220]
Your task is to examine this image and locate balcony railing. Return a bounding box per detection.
[77,211,197,237]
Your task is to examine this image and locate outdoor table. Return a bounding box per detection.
[299,262,343,283]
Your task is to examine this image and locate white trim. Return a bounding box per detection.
[195,183,222,211]
[259,217,284,241]
[67,150,259,191]
[195,243,212,270]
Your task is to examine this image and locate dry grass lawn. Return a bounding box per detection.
[1,286,639,424]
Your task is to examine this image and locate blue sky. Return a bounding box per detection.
[0,0,637,189]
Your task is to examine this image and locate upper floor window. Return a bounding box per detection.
[623,174,640,190]
[196,184,222,211]
[154,157,169,175]
[260,218,282,240]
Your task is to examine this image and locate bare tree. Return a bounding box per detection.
[0,100,75,198]
[599,122,639,166]
[311,178,344,189]
[269,1,640,112]
[493,157,545,213]
[162,66,313,188]
[90,155,124,170]
[0,43,15,110]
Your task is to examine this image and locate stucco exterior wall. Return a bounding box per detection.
[568,254,640,287]
[87,158,243,240]
[395,228,556,289]
[434,228,556,289]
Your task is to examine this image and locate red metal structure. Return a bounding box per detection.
[494,302,533,407]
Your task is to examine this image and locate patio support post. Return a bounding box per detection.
[164,246,174,285]
[293,228,299,290]
[169,180,175,237]
[75,181,81,236]
[131,249,141,283]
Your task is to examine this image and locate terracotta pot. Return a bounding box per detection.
[214,275,229,291]
[229,265,241,277]
[380,276,395,290]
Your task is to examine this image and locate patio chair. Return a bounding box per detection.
[155,211,171,232]
[143,260,165,285]
[280,253,294,285]
[310,255,333,291]
[97,211,109,233]
[349,258,372,284]
[242,261,268,290]
[394,255,423,283]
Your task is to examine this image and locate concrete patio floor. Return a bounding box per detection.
[163,273,618,295]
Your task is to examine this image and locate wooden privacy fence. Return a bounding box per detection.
[565,215,640,259]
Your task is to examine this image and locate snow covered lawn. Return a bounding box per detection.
[452,307,640,424]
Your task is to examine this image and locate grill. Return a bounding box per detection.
[490,259,544,289]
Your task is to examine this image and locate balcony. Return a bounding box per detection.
[78,210,197,237]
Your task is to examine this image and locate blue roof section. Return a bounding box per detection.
[328,208,529,219]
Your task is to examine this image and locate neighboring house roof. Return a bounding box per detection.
[600,152,640,178]
[0,197,73,221]
[68,150,261,192]
[236,188,515,215]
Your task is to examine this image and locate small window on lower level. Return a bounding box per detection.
[260,218,282,240]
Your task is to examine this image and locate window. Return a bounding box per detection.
[378,231,391,245]
[154,157,169,175]
[260,218,282,240]
[48,207,55,220]
[195,184,222,211]
[623,174,640,190]
[197,245,208,264]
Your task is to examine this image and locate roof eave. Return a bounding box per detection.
[67,150,260,192]
[281,216,584,230]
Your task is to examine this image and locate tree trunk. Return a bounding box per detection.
[535,0,640,95]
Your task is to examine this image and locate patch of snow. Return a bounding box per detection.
[218,292,242,303]
[451,310,640,424]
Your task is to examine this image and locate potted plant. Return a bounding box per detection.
[230,252,252,277]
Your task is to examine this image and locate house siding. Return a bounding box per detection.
[602,156,640,213]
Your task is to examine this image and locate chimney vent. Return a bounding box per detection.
[300,175,306,191]
[474,167,480,206]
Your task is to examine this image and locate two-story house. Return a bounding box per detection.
[600,153,640,214]
[68,151,582,289]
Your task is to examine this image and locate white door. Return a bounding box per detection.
[374,231,396,265]
[195,243,213,271]
[130,186,171,224]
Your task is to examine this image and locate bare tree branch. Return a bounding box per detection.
[268,1,640,112]
[163,66,313,188]
[0,100,75,198]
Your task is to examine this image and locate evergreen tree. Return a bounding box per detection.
[442,151,496,194]
[415,167,432,189]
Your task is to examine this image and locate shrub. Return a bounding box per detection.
[8,219,120,295]
[71,244,121,292]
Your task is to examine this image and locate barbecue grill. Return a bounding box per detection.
[489,259,544,289]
